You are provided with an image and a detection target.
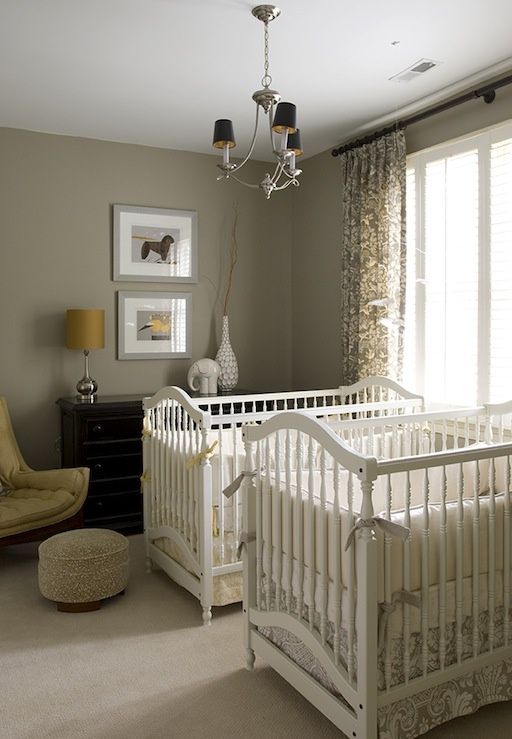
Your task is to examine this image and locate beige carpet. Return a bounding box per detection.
[2,535,512,739]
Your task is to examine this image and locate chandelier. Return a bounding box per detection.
[212,5,303,200]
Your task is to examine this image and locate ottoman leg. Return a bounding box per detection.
[57,601,101,613]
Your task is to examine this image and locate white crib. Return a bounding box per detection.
[241,401,512,738]
[141,377,423,624]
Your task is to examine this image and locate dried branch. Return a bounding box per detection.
[222,203,239,316]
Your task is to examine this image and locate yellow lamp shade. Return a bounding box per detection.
[66,309,105,350]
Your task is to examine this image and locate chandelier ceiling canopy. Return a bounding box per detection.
[212,5,303,200]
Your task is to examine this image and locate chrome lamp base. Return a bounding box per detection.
[76,349,98,402]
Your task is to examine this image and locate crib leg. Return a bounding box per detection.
[202,606,212,626]
[245,648,255,671]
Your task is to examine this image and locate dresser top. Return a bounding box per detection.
[56,394,151,412]
[57,389,257,413]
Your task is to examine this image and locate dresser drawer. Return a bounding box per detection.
[84,415,142,441]
[88,453,142,481]
[85,491,142,521]
[88,476,141,498]
[84,439,141,460]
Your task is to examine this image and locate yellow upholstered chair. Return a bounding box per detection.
[0,397,89,546]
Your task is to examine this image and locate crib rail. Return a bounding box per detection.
[199,397,424,428]
[340,375,423,408]
[329,406,485,458]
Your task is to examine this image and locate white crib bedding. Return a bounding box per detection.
[266,465,507,588]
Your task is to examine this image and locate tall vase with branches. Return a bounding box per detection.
[215,205,239,392]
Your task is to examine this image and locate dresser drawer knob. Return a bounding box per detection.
[93,463,104,474]
[92,424,103,434]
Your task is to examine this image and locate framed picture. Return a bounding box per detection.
[117,291,192,360]
[113,204,198,282]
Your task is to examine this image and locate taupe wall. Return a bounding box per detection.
[0,128,292,468]
[291,84,512,389]
[291,149,343,389]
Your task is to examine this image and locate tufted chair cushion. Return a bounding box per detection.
[0,396,89,539]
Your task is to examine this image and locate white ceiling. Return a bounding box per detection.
[1,0,512,161]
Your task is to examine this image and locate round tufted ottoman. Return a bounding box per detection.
[38,528,129,612]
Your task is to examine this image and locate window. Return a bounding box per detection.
[404,121,512,405]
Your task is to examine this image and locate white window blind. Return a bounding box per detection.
[490,137,512,402]
[405,121,512,405]
[403,167,417,391]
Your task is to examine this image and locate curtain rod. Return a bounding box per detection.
[331,73,512,157]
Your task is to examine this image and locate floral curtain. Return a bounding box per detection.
[340,129,407,384]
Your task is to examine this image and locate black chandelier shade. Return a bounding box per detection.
[287,128,303,156]
[213,119,236,149]
[272,102,297,134]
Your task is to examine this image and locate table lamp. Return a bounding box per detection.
[66,309,105,400]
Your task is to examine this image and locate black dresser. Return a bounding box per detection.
[57,395,148,534]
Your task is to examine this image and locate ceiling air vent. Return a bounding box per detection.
[389,58,440,83]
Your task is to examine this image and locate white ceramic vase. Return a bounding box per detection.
[215,315,238,393]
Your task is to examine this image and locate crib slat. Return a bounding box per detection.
[170,401,177,527]
[193,426,200,551]
[403,470,411,683]
[285,430,293,614]
[153,406,158,526]
[183,413,192,541]
[256,442,263,611]
[149,408,155,527]
[439,465,447,670]
[264,438,272,611]
[472,459,481,658]
[384,473,392,691]
[218,427,225,564]
[307,436,315,630]
[442,420,448,451]
[154,407,160,528]
[159,405,165,524]
[274,431,282,611]
[505,455,511,647]
[178,407,183,534]
[488,456,496,652]
[319,447,328,645]
[233,423,240,562]
[165,400,171,527]
[347,471,355,683]
[182,409,188,537]
[421,468,430,677]
[296,432,304,621]
[456,462,464,663]
[333,463,342,667]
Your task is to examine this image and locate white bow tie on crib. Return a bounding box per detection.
[378,590,421,648]
[345,515,411,551]
[222,470,257,499]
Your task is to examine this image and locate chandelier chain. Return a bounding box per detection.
[261,20,272,89]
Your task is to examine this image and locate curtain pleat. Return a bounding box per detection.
[340,130,406,384]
